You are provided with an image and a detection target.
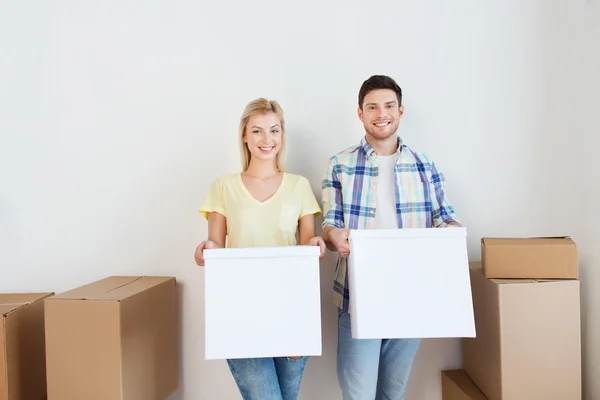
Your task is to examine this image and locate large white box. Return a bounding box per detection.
[203,246,322,360]
[348,227,475,339]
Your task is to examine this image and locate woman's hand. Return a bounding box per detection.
[194,240,216,266]
[309,236,326,258]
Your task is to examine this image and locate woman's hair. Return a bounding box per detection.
[239,98,286,172]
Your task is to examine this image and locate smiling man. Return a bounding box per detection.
[322,75,460,399]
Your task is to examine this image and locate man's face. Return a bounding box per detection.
[358,89,404,141]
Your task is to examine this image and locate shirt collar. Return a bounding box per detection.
[360,136,403,159]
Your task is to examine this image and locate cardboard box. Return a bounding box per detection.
[481,237,578,279]
[45,276,177,400]
[442,370,487,400]
[204,246,321,359]
[462,263,581,400]
[0,293,53,400]
[347,227,475,339]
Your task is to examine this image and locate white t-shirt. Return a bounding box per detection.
[375,154,399,229]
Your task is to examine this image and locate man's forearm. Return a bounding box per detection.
[438,220,462,228]
[322,225,338,251]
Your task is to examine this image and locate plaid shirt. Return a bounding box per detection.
[321,137,459,311]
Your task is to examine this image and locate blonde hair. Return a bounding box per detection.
[239,98,286,172]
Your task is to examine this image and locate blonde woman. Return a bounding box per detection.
[195,98,325,400]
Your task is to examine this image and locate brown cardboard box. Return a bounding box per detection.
[45,276,178,400]
[481,237,578,279]
[442,370,487,400]
[462,263,581,400]
[0,293,53,400]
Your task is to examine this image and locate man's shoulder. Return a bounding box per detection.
[401,144,434,165]
[328,143,363,164]
[401,145,448,181]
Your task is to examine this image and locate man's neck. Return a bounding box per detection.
[366,134,399,156]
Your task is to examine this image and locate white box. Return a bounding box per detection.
[203,246,322,360]
[348,227,475,339]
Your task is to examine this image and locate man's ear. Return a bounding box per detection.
[357,107,364,123]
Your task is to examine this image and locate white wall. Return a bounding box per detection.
[580,1,600,399]
[0,1,594,399]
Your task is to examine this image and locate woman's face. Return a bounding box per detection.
[243,112,282,165]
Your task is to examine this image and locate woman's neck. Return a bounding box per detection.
[243,159,279,179]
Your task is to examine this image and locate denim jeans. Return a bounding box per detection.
[226,356,308,400]
[337,311,421,400]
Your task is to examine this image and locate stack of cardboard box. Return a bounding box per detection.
[0,293,53,400]
[442,237,582,400]
[0,276,178,400]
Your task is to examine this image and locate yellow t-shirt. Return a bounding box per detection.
[199,173,321,248]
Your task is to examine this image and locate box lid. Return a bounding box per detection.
[350,227,467,240]
[0,293,54,317]
[204,245,320,260]
[49,276,174,301]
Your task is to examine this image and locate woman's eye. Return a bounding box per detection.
[271,130,279,134]
[252,130,260,134]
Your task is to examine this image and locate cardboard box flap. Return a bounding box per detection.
[0,293,54,316]
[1,303,29,317]
[491,278,537,284]
[51,276,174,301]
[51,276,141,300]
[442,370,488,400]
[468,261,483,269]
[481,237,575,246]
[470,264,567,285]
[93,276,174,300]
[494,278,569,284]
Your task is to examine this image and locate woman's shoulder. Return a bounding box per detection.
[284,172,309,183]
[216,173,241,183]
[283,173,313,190]
[208,173,241,190]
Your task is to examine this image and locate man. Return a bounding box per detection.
[322,75,460,399]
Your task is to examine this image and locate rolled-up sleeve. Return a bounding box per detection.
[321,157,344,229]
[429,162,459,227]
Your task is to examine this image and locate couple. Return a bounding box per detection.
[194,74,461,400]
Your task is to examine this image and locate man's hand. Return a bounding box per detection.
[446,221,462,228]
[194,240,216,266]
[324,227,351,257]
[309,236,327,258]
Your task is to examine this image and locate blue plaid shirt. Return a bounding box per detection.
[321,137,459,311]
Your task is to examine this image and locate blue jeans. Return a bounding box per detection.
[226,356,308,400]
[337,311,421,400]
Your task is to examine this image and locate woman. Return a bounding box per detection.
[194,98,326,400]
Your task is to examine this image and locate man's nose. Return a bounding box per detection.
[376,107,388,118]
